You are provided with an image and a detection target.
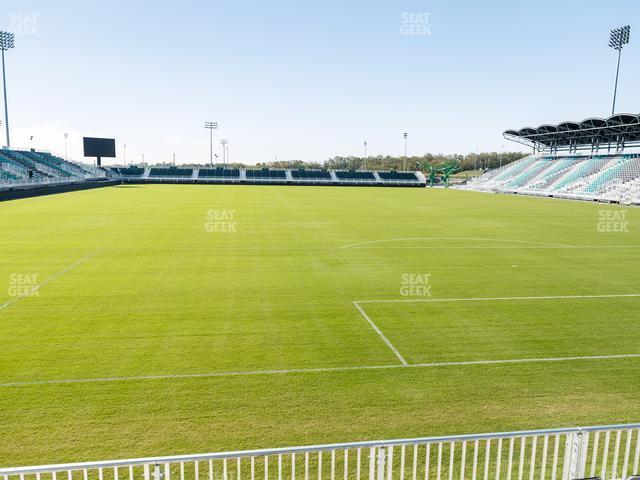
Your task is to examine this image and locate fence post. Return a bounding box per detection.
[377,448,386,480]
[562,431,585,480]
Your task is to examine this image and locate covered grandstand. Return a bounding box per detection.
[504,113,640,154]
[460,113,640,205]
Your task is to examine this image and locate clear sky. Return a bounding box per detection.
[1,0,639,165]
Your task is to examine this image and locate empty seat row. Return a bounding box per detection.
[113,167,146,176]
[198,168,240,178]
[377,171,418,181]
[245,169,286,179]
[290,169,332,180]
[149,167,193,177]
[334,170,375,180]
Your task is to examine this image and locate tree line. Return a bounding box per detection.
[253,152,527,172]
[155,151,527,172]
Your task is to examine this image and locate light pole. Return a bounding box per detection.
[64,133,68,160]
[363,140,367,170]
[403,133,408,171]
[123,143,127,165]
[609,25,631,115]
[204,122,218,167]
[0,31,15,148]
[220,139,228,166]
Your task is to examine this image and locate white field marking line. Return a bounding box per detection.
[353,301,407,365]
[340,237,574,249]
[350,245,640,250]
[2,353,640,388]
[0,250,101,311]
[355,293,640,305]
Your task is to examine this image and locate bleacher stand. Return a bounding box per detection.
[198,168,240,178]
[112,166,146,177]
[377,171,419,181]
[107,166,426,187]
[334,170,376,180]
[0,148,95,188]
[149,167,193,177]
[290,169,332,180]
[245,168,286,179]
[460,153,640,204]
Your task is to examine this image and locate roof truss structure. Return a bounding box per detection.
[504,113,640,153]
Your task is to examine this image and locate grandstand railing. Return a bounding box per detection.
[0,176,89,189]
[2,423,639,480]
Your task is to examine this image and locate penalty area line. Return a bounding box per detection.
[2,353,640,388]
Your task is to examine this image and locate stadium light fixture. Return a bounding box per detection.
[204,122,219,167]
[220,139,228,166]
[363,140,367,170]
[403,133,408,171]
[609,25,631,115]
[0,31,15,148]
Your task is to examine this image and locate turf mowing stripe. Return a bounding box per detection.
[0,250,100,311]
[355,293,640,304]
[2,354,640,388]
[353,301,407,365]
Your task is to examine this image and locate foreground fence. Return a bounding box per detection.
[2,424,639,480]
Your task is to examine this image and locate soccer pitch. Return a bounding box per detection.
[1,184,639,466]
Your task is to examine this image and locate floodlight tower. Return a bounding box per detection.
[609,25,631,115]
[220,139,228,166]
[363,140,367,170]
[204,122,218,167]
[0,31,15,148]
[403,132,408,170]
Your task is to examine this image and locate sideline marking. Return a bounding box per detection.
[340,237,574,249]
[355,293,640,304]
[2,354,640,388]
[353,301,407,365]
[346,245,640,250]
[3,292,639,388]
[0,250,101,311]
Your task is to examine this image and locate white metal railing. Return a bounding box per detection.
[1,424,639,480]
[0,177,88,189]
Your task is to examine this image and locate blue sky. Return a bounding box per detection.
[1,0,639,165]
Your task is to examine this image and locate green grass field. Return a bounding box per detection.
[1,184,639,467]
